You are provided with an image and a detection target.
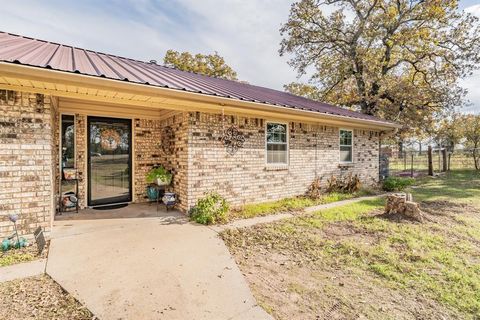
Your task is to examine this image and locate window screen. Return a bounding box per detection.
[266,123,288,164]
[61,115,75,169]
[340,129,353,162]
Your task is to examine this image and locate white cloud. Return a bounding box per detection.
[465,4,480,16]
[0,0,297,90]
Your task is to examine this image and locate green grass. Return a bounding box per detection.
[314,197,384,222]
[319,215,480,315]
[228,189,374,221]
[407,169,480,206]
[304,172,480,316]
[0,250,37,267]
[224,169,480,318]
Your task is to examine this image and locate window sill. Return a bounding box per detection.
[338,162,355,168]
[265,164,289,171]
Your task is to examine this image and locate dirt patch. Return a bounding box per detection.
[222,200,479,319]
[369,200,480,226]
[232,240,461,320]
[420,200,480,220]
[0,275,95,320]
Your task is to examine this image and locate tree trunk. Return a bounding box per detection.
[398,141,404,157]
[428,146,434,176]
[473,142,479,170]
[442,149,448,172]
[474,149,479,170]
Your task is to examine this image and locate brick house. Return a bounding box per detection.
[0,32,398,237]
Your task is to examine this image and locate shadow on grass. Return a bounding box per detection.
[408,169,480,204]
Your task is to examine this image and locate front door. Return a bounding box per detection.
[87,116,132,206]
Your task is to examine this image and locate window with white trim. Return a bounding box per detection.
[339,129,353,162]
[266,122,288,164]
[61,114,75,169]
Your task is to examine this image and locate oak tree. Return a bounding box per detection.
[163,50,238,80]
[461,114,480,170]
[280,0,480,136]
[433,113,463,152]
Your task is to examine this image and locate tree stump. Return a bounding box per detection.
[385,193,424,222]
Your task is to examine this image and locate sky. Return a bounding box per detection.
[0,0,479,113]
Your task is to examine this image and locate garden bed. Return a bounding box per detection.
[0,241,49,267]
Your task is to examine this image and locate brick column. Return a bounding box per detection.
[0,90,56,238]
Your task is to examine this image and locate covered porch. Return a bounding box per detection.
[53,96,190,216]
[54,203,183,222]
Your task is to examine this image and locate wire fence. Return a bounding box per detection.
[380,148,480,178]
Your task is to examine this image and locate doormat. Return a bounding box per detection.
[92,203,128,210]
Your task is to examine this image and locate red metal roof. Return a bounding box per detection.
[0,31,393,125]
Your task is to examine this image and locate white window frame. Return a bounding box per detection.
[265,121,289,166]
[339,128,353,163]
[59,113,77,171]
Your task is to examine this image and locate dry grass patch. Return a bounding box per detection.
[0,275,94,320]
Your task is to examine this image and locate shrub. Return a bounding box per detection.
[326,173,361,193]
[189,192,229,225]
[382,176,415,192]
[306,177,322,199]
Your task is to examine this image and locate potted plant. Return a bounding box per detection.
[146,166,173,186]
[146,166,173,201]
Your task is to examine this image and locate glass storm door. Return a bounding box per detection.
[87,117,132,206]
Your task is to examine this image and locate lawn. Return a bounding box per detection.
[227,189,375,222]
[222,170,480,319]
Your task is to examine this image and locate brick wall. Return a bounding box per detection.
[158,113,189,211]
[74,114,88,208]
[133,113,189,211]
[0,91,55,238]
[133,118,162,202]
[186,111,380,209]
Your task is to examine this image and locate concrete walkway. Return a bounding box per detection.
[0,259,46,283]
[212,195,382,231]
[47,209,272,320]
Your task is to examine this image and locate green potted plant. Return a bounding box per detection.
[146,166,173,201]
[146,166,173,186]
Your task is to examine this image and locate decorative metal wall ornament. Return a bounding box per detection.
[161,126,175,155]
[222,125,245,155]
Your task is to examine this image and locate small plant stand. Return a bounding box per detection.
[58,169,79,214]
[149,184,176,212]
[153,184,166,212]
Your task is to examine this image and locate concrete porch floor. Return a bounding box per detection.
[55,203,179,221]
[47,206,272,320]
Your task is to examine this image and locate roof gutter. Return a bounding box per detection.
[0,62,401,130]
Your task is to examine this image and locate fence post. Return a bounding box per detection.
[438,149,441,172]
[410,153,414,177]
[404,151,407,170]
[428,146,434,176]
[442,149,448,172]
